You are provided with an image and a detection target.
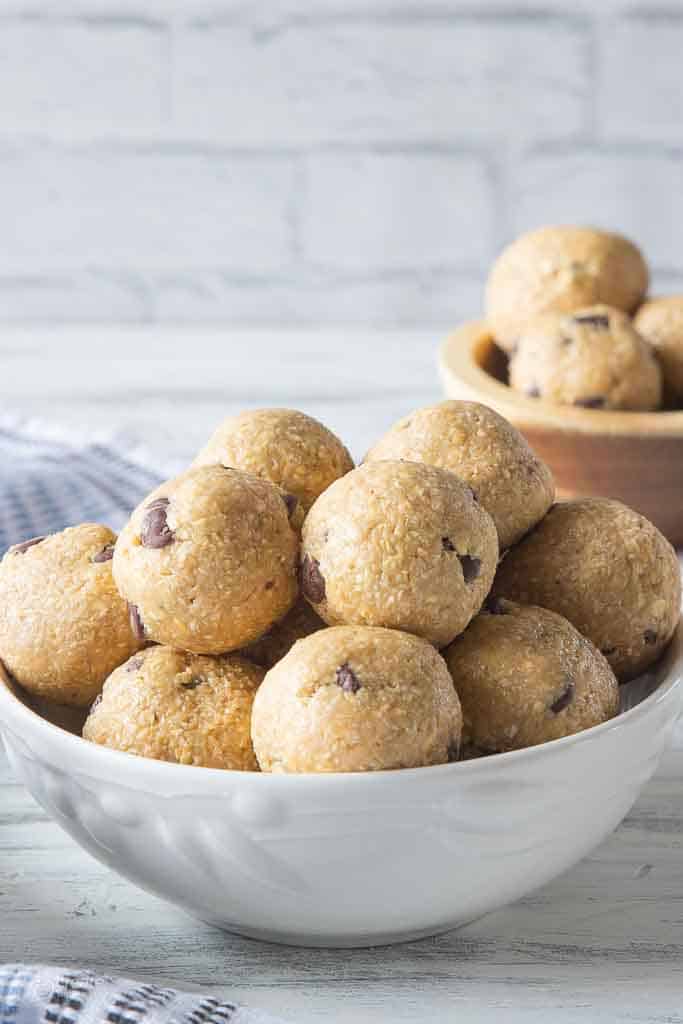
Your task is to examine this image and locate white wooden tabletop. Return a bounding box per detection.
[1,327,682,1023]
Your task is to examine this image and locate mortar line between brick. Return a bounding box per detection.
[0,139,502,160]
[0,12,165,30]
[188,9,588,32]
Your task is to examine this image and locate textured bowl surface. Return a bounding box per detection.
[1,627,681,948]
[439,321,683,546]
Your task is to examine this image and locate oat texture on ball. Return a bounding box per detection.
[0,524,141,707]
[193,408,354,528]
[443,599,619,756]
[509,305,662,411]
[635,296,683,405]
[365,400,555,549]
[300,460,499,648]
[492,499,681,682]
[83,646,264,769]
[251,626,462,772]
[486,226,649,350]
[113,464,299,654]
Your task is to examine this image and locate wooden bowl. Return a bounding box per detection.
[439,321,683,547]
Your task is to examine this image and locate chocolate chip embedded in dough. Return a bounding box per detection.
[335,662,361,694]
[93,544,115,563]
[550,680,575,714]
[141,497,174,549]
[128,603,146,641]
[11,536,46,555]
[300,555,326,604]
[458,554,481,584]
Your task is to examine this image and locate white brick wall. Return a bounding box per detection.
[0,2,679,325]
[173,17,587,145]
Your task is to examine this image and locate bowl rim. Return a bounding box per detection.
[440,321,683,438]
[1,623,681,786]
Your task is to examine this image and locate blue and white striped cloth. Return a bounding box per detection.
[0,965,287,1024]
[0,417,176,554]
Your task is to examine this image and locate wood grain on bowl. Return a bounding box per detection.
[439,322,683,547]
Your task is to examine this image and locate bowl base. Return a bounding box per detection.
[196,914,481,949]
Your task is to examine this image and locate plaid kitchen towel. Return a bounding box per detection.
[0,966,289,1024]
[0,415,181,555]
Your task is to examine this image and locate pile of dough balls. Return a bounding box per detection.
[485,225,683,410]
[1,403,679,774]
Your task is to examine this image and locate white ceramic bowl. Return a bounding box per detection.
[1,629,682,948]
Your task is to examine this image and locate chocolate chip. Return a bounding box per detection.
[336,662,361,694]
[486,596,509,615]
[573,313,610,329]
[128,603,146,640]
[282,492,298,519]
[574,396,606,409]
[264,579,274,591]
[458,554,481,584]
[11,535,46,555]
[550,680,575,714]
[181,677,203,690]
[526,386,541,399]
[93,543,115,563]
[140,497,174,549]
[300,554,326,604]
[644,629,658,646]
[442,536,456,552]
[90,694,102,714]
[126,655,144,673]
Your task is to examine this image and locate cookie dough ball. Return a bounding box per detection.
[252,626,462,772]
[635,297,683,405]
[244,596,325,670]
[365,401,554,549]
[301,461,499,648]
[443,600,619,756]
[0,524,141,707]
[113,465,299,654]
[509,305,662,411]
[486,226,649,350]
[193,408,354,528]
[492,499,681,682]
[83,646,263,769]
